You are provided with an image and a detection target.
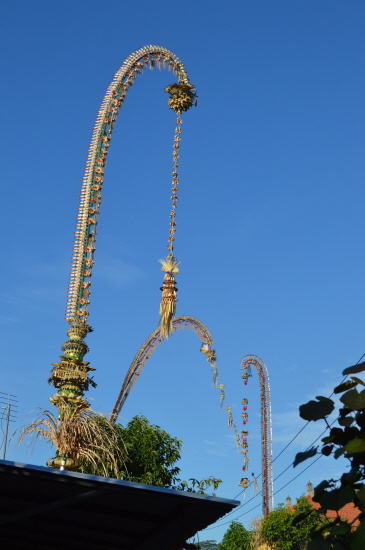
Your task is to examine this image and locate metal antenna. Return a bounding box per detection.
[0,392,18,460]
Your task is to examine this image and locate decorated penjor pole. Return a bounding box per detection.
[48,46,196,418]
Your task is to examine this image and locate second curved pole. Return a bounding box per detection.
[110,316,217,422]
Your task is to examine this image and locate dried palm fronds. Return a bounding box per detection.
[18,405,126,478]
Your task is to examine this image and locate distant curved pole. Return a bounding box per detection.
[110,316,216,422]
[241,355,274,516]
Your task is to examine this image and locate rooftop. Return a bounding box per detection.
[0,459,239,549]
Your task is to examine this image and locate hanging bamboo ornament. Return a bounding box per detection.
[218,384,225,409]
[158,83,197,338]
[226,406,233,430]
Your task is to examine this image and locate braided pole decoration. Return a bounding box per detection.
[109,316,216,423]
[49,46,196,414]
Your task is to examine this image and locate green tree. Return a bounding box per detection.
[120,414,183,486]
[81,414,182,486]
[219,520,252,550]
[293,361,365,550]
[261,497,324,550]
[198,541,218,550]
[81,414,222,493]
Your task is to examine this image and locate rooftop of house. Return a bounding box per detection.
[0,459,239,549]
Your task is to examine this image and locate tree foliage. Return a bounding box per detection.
[81,414,221,493]
[197,541,218,550]
[294,361,365,549]
[81,414,182,486]
[218,520,252,550]
[261,497,325,550]
[118,414,182,486]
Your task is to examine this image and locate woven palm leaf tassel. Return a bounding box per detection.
[226,406,233,430]
[218,384,225,410]
[159,258,180,339]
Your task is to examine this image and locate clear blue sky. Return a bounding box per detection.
[1,0,364,543]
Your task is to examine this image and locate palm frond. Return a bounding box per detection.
[18,405,126,478]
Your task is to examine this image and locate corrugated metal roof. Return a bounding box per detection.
[0,460,239,549]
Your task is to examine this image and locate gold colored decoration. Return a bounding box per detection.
[165,83,197,113]
[48,318,95,415]
[239,477,249,489]
[158,270,178,339]
[200,345,218,386]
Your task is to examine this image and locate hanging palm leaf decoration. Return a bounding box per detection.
[158,83,197,338]
[226,406,233,430]
[217,384,225,409]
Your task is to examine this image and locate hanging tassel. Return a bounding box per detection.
[234,429,241,450]
[252,476,259,496]
[211,363,218,387]
[226,406,233,430]
[218,384,225,409]
[158,257,180,339]
[242,452,249,470]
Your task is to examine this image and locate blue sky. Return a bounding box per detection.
[1,0,364,543]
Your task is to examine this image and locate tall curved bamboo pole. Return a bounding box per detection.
[48,46,196,415]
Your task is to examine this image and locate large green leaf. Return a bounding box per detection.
[334,447,345,459]
[329,522,351,536]
[356,484,365,512]
[342,361,365,375]
[338,416,354,427]
[349,521,365,550]
[351,376,365,387]
[334,380,357,394]
[319,485,355,511]
[299,399,334,421]
[293,447,317,467]
[345,438,365,453]
[340,388,365,410]
[321,445,333,456]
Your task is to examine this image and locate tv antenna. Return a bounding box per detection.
[0,392,18,460]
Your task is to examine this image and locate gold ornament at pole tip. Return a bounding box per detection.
[164,82,197,113]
